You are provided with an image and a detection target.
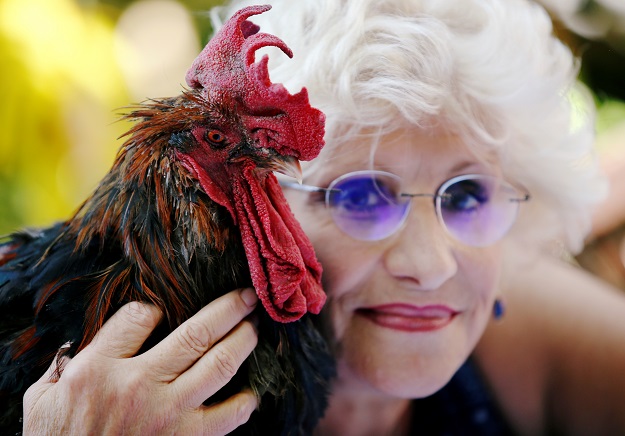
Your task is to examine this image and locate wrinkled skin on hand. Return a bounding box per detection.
[23,289,259,435]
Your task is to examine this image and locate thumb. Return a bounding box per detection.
[86,301,163,358]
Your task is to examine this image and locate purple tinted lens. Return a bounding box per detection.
[438,176,519,246]
[327,172,409,241]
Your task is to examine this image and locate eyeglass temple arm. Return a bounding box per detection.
[510,193,531,203]
[278,180,339,194]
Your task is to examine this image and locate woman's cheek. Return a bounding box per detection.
[461,245,503,343]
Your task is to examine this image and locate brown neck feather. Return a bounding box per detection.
[56,93,236,349]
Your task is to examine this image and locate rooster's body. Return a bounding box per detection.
[0,6,334,435]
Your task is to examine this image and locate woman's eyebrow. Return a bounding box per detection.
[447,160,491,175]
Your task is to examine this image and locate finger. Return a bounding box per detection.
[86,302,163,358]
[174,318,258,408]
[199,388,258,435]
[144,288,258,381]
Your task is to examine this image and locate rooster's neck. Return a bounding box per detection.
[68,93,233,255]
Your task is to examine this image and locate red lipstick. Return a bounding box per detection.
[357,304,457,332]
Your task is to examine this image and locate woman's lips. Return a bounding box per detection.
[357,304,458,332]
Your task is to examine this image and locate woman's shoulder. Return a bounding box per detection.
[475,248,625,435]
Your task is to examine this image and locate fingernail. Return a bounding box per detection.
[240,288,258,307]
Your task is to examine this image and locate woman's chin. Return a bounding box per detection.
[337,350,462,399]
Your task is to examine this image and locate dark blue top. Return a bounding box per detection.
[410,358,515,435]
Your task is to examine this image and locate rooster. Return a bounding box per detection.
[0,5,334,435]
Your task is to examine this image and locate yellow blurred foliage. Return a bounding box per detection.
[0,0,130,234]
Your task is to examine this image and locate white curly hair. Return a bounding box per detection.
[212,0,607,253]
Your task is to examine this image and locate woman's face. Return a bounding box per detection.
[285,128,503,398]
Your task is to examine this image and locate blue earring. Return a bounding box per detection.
[493,299,505,320]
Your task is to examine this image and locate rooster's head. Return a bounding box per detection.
[180,4,324,184]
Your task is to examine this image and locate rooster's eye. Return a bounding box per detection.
[206,129,226,147]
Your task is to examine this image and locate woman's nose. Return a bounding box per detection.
[382,201,458,291]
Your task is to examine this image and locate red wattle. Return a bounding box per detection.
[232,162,325,322]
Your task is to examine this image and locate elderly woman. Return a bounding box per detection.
[23,0,625,434]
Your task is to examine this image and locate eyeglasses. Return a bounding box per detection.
[280,170,530,246]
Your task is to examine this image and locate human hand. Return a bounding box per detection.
[22,288,260,435]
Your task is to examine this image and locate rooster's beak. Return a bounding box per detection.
[269,156,303,184]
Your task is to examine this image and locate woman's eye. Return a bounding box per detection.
[442,180,488,213]
[337,178,395,211]
[344,189,377,208]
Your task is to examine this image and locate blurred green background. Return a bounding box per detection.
[0,0,624,236]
